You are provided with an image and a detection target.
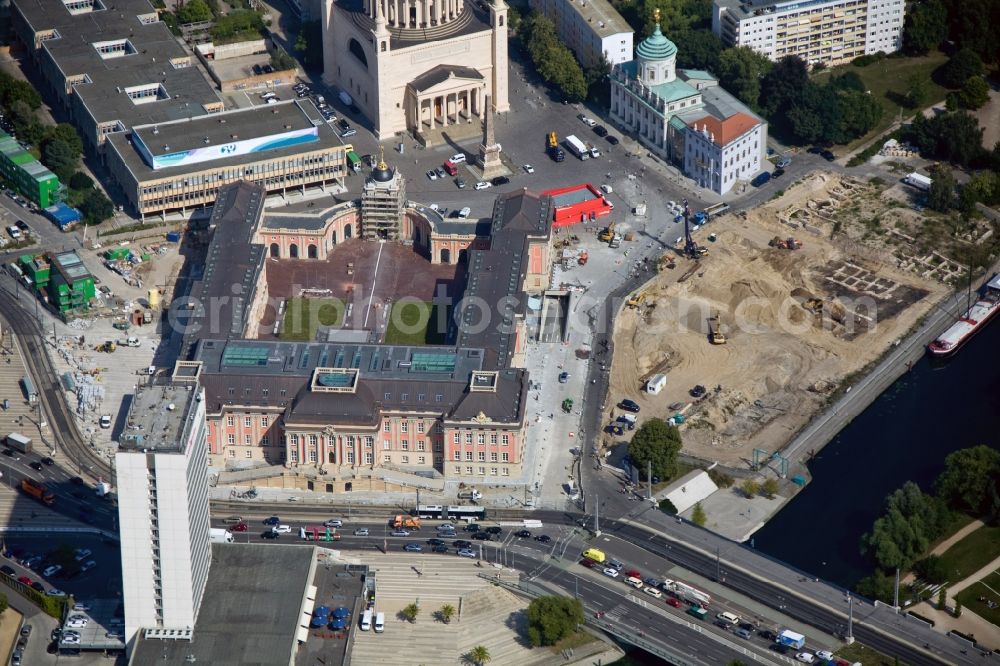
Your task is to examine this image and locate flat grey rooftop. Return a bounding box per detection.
[676,83,765,126]
[51,250,92,282]
[119,382,197,452]
[567,0,633,38]
[131,544,315,666]
[550,186,599,209]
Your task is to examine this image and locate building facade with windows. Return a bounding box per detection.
[322,0,509,139]
[116,380,211,654]
[528,0,634,67]
[711,0,904,67]
[609,18,767,195]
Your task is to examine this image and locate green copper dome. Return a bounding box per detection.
[636,23,677,61]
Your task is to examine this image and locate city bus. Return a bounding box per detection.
[415,505,487,522]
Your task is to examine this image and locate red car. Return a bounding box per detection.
[665,597,682,608]
[231,522,248,532]
[580,558,595,569]
[625,569,642,579]
[17,575,32,586]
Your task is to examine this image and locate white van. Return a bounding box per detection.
[625,576,643,589]
[716,611,740,626]
[360,609,373,631]
[374,612,385,633]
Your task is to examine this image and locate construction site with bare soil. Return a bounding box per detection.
[606,173,953,468]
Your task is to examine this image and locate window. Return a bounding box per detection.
[227,416,235,427]
[383,422,391,432]
[290,434,299,445]
[365,436,374,447]
[262,435,269,446]
[478,467,485,475]
[365,453,373,464]
[401,421,408,433]
[491,452,498,462]
[455,466,462,475]
[417,421,425,433]
[401,393,408,401]
[502,452,509,462]
[308,449,318,463]
[347,451,355,463]
[384,454,391,463]
[502,434,510,445]
[227,434,235,445]
[228,450,235,458]
[384,393,391,400]
[244,417,252,427]
[417,441,425,451]
[491,467,498,475]
[309,435,318,446]
[453,433,460,444]
[401,440,408,450]
[244,435,251,445]
[478,452,486,461]
[261,416,269,427]
[502,467,510,476]
[383,440,390,450]
[490,434,497,444]
[465,433,473,443]
[466,466,473,475]
[434,442,442,452]
[465,452,473,461]
[477,433,485,444]
[454,451,461,460]
[418,456,425,464]
[401,455,409,464]
[436,394,443,402]
[290,450,299,463]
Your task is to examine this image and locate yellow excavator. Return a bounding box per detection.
[626,291,647,309]
[708,314,726,345]
[598,221,616,243]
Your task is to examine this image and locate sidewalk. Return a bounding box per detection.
[910,551,1000,651]
[902,519,984,585]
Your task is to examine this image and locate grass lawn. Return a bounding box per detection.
[834,642,898,666]
[280,297,344,341]
[384,300,449,345]
[937,524,1000,582]
[812,51,950,150]
[955,570,1000,628]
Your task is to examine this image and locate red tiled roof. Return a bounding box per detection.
[686,112,759,147]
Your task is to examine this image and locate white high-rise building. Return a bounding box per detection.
[712,0,904,67]
[116,376,211,653]
[528,0,634,67]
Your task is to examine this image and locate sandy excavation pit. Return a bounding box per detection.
[607,174,948,467]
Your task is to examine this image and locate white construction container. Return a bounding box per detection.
[646,374,667,395]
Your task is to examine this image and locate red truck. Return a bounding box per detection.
[20,478,54,506]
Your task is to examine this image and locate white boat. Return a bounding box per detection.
[928,274,1000,357]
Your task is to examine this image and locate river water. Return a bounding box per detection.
[751,310,1000,588]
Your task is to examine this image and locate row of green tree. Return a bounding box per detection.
[903,0,1000,65]
[856,446,1000,602]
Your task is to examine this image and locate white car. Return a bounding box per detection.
[66,619,88,629]
[46,588,66,597]
[353,528,369,536]
[602,567,619,578]
[815,651,834,661]
[99,415,111,429]
[80,561,96,573]
[474,181,491,191]
[579,115,596,127]
[794,653,815,664]
[458,207,471,219]
[523,164,534,174]
[74,549,92,562]
[643,586,662,598]
[323,519,343,528]
[43,565,61,577]
[272,525,292,534]
[72,602,91,611]
[450,153,467,163]
[61,635,81,644]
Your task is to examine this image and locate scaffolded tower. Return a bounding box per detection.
[360,147,406,240]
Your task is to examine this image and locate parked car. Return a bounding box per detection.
[0,566,14,577]
[453,540,472,549]
[514,530,532,538]
[455,178,466,189]
[30,582,44,592]
[474,181,491,191]
[484,526,502,534]
[456,548,476,558]
[534,535,552,543]
[426,169,439,181]
[776,157,791,168]
[491,176,510,186]
[16,576,31,585]
[593,125,608,137]
[80,561,97,572]
[602,567,619,578]
[606,136,620,145]
[619,399,640,413]
[450,153,467,164]
[772,168,785,179]
[559,371,569,383]
[100,414,112,429]
[74,549,92,562]
[523,164,534,174]
[821,150,835,162]
[42,565,61,577]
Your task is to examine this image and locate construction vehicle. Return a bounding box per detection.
[768,236,803,250]
[708,314,727,344]
[547,131,558,150]
[626,292,648,309]
[681,202,708,259]
[657,254,677,271]
[703,202,730,219]
[20,478,55,506]
[95,340,116,353]
[608,233,622,249]
[598,222,616,243]
[577,250,589,266]
[392,515,421,530]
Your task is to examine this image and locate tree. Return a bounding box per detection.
[521,13,587,101]
[270,47,297,73]
[627,418,682,482]
[944,0,1000,63]
[79,188,115,225]
[760,56,809,118]
[927,169,956,212]
[855,569,895,603]
[402,602,420,623]
[177,0,213,23]
[467,645,492,666]
[585,55,612,109]
[294,21,323,72]
[940,49,984,88]
[902,0,947,54]
[9,99,44,146]
[0,73,42,111]
[691,501,707,526]
[954,599,962,617]
[905,74,929,109]
[642,0,699,36]
[526,596,583,647]
[902,112,985,167]
[959,76,989,110]
[0,593,7,616]
[761,478,779,499]
[914,555,949,584]
[673,29,723,72]
[862,481,951,571]
[934,445,1000,515]
[741,479,760,498]
[937,586,947,610]
[42,138,80,182]
[69,171,94,190]
[658,498,678,515]
[717,46,773,111]
[439,603,456,624]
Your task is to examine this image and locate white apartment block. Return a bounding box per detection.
[712,0,904,67]
[529,0,634,67]
[116,379,211,654]
[684,116,764,194]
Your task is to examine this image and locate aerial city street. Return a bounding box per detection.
[0,0,997,662]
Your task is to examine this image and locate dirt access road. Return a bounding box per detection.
[606,174,949,467]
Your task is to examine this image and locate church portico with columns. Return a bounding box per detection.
[323,0,508,140]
